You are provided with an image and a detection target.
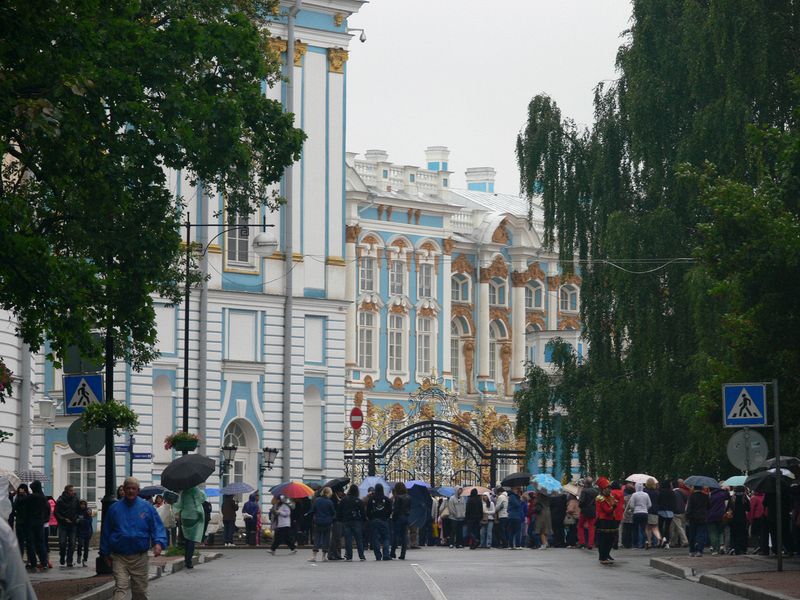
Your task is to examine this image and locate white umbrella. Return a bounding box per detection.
[0,469,21,489]
[625,473,658,485]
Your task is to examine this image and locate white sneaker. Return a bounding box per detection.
[663,543,670,550]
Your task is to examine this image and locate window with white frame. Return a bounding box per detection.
[450,335,460,388]
[388,313,405,372]
[525,281,543,310]
[389,260,405,295]
[357,311,376,370]
[359,256,376,293]
[525,323,540,364]
[489,279,507,306]
[67,457,96,503]
[417,317,434,376]
[451,274,470,302]
[418,263,433,298]
[226,215,251,264]
[488,321,505,381]
[560,285,579,312]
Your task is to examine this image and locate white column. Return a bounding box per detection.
[441,252,452,380]
[344,228,358,368]
[511,280,526,381]
[547,272,559,330]
[478,277,490,379]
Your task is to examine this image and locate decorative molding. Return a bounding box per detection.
[360,300,380,312]
[328,47,349,73]
[490,307,511,336]
[294,41,308,66]
[442,238,455,255]
[353,391,364,407]
[451,253,474,275]
[527,262,546,282]
[326,256,346,266]
[480,255,509,282]
[547,275,560,288]
[334,13,344,27]
[463,339,475,394]
[407,208,414,224]
[418,306,437,318]
[363,375,374,390]
[500,343,513,391]
[492,220,510,244]
[510,270,529,287]
[386,206,393,221]
[377,205,384,220]
[345,224,361,243]
[558,315,581,331]
[451,303,475,335]
[414,209,421,225]
[268,38,288,57]
[562,273,582,286]
[526,311,546,330]
[391,377,405,391]
[391,238,407,249]
[389,303,407,315]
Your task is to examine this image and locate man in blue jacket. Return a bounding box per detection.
[100,477,166,600]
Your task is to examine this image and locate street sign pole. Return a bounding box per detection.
[773,379,782,572]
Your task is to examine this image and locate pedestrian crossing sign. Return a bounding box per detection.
[64,374,104,415]
[722,383,767,427]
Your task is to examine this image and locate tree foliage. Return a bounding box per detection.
[516,0,800,478]
[0,0,304,366]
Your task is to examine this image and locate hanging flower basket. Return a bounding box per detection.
[82,400,139,435]
[165,431,199,451]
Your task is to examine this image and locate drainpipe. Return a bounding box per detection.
[198,187,208,455]
[18,344,32,470]
[282,0,302,482]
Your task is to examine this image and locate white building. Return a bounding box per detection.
[0,0,365,517]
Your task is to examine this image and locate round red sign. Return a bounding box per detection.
[350,407,364,430]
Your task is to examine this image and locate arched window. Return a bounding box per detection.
[525,323,541,364]
[488,321,506,381]
[451,273,470,302]
[525,281,543,310]
[357,311,377,370]
[560,284,579,312]
[489,279,507,306]
[223,421,247,448]
[416,316,434,376]
[450,316,470,392]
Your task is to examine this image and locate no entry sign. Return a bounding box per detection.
[350,407,364,430]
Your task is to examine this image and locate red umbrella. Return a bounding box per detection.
[270,481,315,499]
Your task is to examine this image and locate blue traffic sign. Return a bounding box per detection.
[114,445,130,452]
[131,453,152,460]
[723,383,767,427]
[63,374,104,415]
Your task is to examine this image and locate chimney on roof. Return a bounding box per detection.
[364,149,389,163]
[465,167,496,193]
[425,146,450,173]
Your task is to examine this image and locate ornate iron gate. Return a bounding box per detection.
[345,419,525,488]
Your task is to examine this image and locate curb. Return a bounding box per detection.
[69,553,222,600]
[650,558,697,581]
[699,574,798,600]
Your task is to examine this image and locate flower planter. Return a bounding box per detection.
[173,439,198,452]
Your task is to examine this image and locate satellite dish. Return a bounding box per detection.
[67,418,105,457]
[726,428,768,472]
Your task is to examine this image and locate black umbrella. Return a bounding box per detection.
[764,456,800,471]
[139,485,167,498]
[501,472,532,487]
[744,469,793,493]
[161,454,215,491]
[323,477,350,491]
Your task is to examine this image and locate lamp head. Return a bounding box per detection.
[359,30,366,43]
[252,229,278,257]
[222,444,238,463]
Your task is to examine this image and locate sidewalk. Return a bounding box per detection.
[29,549,222,600]
[651,553,800,600]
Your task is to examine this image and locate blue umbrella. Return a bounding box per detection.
[532,474,562,493]
[203,486,221,498]
[723,475,747,488]
[139,485,167,497]
[358,476,393,498]
[220,482,255,495]
[405,479,431,489]
[434,486,456,497]
[684,475,720,489]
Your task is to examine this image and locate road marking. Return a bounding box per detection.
[412,564,448,600]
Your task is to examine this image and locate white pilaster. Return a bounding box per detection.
[345,233,357,367]
[512,281,526,381]
[478,278,490,378]
[441,253,452,380]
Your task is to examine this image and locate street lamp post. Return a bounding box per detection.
[180,216,277,455]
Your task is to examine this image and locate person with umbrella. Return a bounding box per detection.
[174,486,206,568]
[221,494,239,547]
[242,492,260,546]
[100,477,166,599]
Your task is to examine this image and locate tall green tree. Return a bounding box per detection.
[516,0,800,477]
[0,0,305,365]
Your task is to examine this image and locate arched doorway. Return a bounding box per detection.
[222,419,259,493]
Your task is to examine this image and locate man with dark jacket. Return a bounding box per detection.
[390,483,411,560]
[685,487,709,557]
[55,485,79,567]
[670,481,690,547]
[27,481,50,570]
[337,485,366,561]
[578,478,598,549]
[366,484,392,560]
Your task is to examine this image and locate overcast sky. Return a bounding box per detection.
[346,0,633,194]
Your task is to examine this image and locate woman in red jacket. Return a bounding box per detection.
[595,477,619,564]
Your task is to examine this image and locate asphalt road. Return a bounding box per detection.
[149,546,740,599]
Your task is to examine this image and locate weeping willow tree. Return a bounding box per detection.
[516,0,800,478]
